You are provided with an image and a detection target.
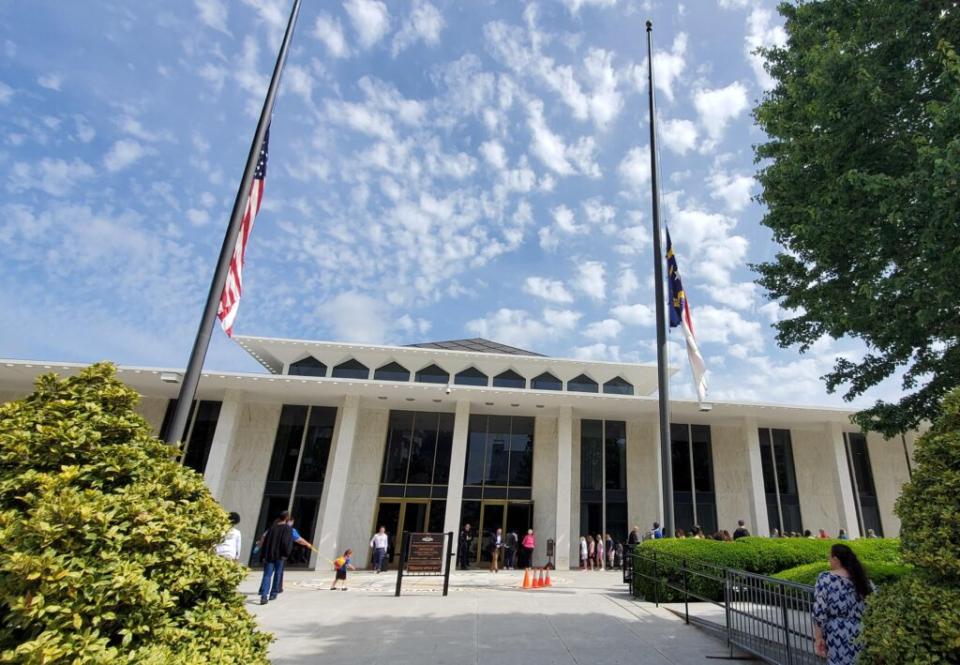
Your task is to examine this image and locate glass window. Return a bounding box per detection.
[484,416,511,485]
[288,356,327,377]
[454,367,488,386]
[267,405,308,482]
[433,413,454,485]
[508,417,534,486]
[672,423,716,533]
[847,433,877,497]
[691,425,713,493]
[296,407,336,483]
[465,416,486,486]
[604,420,626,491]
[407,412,438,484]
[772,429,799,495]
[180,401,221,474]
[603,376,634,395]
[382,411,414,484]
[159,399,196,442]
[531,372,561,391]
[493,370,526,389]
[331,358,369,379]
[670,424,692,492]
[568,374,598,393]
[374,362,410,381]
[760,428,803,534]
[415,363,449,384]
[580,420,603,490]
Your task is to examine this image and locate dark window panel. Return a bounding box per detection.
[485,416,510,485]
[454,367,488,386]
[464,415,487,486]
[492,369,526,389]
[568,373,598,393]
[602,376,634,395]
[433,413,454,486]
[181,400,221,474]
[670,424,692,492]
[297,406,336,483]
[695,498,718,534]
[407,412,438,484]
[374,362,410,382]
[267,405,308,482]
[691,425,713,493]
[415,363,449,384]
[772,429,799,495]
[508,416,534,486]
[580,419,603,490]
[759,428,777,495]
[531,372,562,391]
[847,433,878,497]
[331,358,369,379]
[604,420,626,491]
[288,356,326,377]
[159,398,197,443]
[381,411,414,484]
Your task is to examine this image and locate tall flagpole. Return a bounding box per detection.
[646,21,674,538]
[164,0,303,445]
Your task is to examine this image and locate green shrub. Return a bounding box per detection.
[0,364,271,663]
[773,562,911,587]
[861,388,960,663]
[631,536,902,602]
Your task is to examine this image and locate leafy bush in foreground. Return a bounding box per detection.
[861,387,960,664]
[773,561,910,588]
[0,364,271,663]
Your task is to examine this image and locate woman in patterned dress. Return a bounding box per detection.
[813,544,873,664]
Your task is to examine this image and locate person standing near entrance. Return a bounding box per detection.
[579,536,588,570]
[457,523,473,570]
[258,512,293,605]
[370,526,388,573]
[521,529,535,568]
[594,534,604,570]
[586,535,595,570]
[215,512,242,561]
[504,529,518,569]
[628,525,641,547]
[489,528,504,573]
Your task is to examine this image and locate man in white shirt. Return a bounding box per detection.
[215,512,242,561]
[370,526,389,573]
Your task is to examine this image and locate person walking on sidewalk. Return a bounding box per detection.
[258,512,293,604]
[330,549,355,591]
[504,529,518,569]
[370,526,389,573]
[489,528,504,573]
[458,523,474,570]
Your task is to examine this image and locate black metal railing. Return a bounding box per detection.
[625,550,820,665]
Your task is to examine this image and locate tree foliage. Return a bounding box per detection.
[0,364,271,663]
[861,387,960,662]
[752,0,960,435]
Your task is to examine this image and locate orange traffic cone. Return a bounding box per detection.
[544,569,552,587]
[533,568,542,588]
[522,568,532,589]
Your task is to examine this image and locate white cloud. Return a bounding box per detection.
[618,146,651,192]
[584,318,623,341]
[582,198,616,227]
[104,139,148,172]
[574,261,606,300]
[0,81,12,105]
[344,0,390,49]
[611,303,654,327]
[7,158,95,196]
[652,33,687,102]
[523,277,573,303]
[694,304,763,350]
[543,307,582,331]
[479,140,508,170]
[693,81,750,142]
[571,343,621,362]
[583,48,622,129]
[660,118,698,155]
[392,0,444,56]
[326,292,388,343]
[562,0,617,13]
[315,13,349,58]
[613,267,639,302]
[186,208,211,226]
[466,307,576,350]
[526,100,600,177]
[718,0,750,7]
[73,116,95,143]
[707,170,755,212]
[195,0,229,33]
[37,73,62,91]
[552,205,578,233]
[745,7,788,90]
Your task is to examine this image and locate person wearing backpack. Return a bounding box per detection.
[258,512,293,604]
[330,549,355,590]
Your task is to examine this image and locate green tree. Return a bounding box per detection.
[860,388,960,662]
[752,1,960,436]
[0,364,271,663]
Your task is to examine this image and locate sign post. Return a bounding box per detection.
[395,531,453,597]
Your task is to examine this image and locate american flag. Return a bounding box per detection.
[217,126,269,337]
[666,229,708,403]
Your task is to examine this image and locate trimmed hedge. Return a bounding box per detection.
[631,536,902,602]
[772,561,911,587]
[0,364,271,663]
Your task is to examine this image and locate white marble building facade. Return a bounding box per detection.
[0,336,918,569]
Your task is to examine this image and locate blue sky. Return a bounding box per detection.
[0,0,902,407]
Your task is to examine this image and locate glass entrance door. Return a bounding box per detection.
[478,502,505,563]
[373,499,434,569]
[472,501,533,564]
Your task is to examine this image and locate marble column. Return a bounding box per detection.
[442,400,471,560]
[742,418,770,537]
[203,389,244,501]
[314,394,361,564]
[827,422,862,539]
[555,406,573,569]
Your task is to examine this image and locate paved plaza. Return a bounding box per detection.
[242,569,744,664]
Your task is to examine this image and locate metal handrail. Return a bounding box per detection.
[625,549,820,665]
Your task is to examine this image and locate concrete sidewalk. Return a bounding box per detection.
[242,569,744,664]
